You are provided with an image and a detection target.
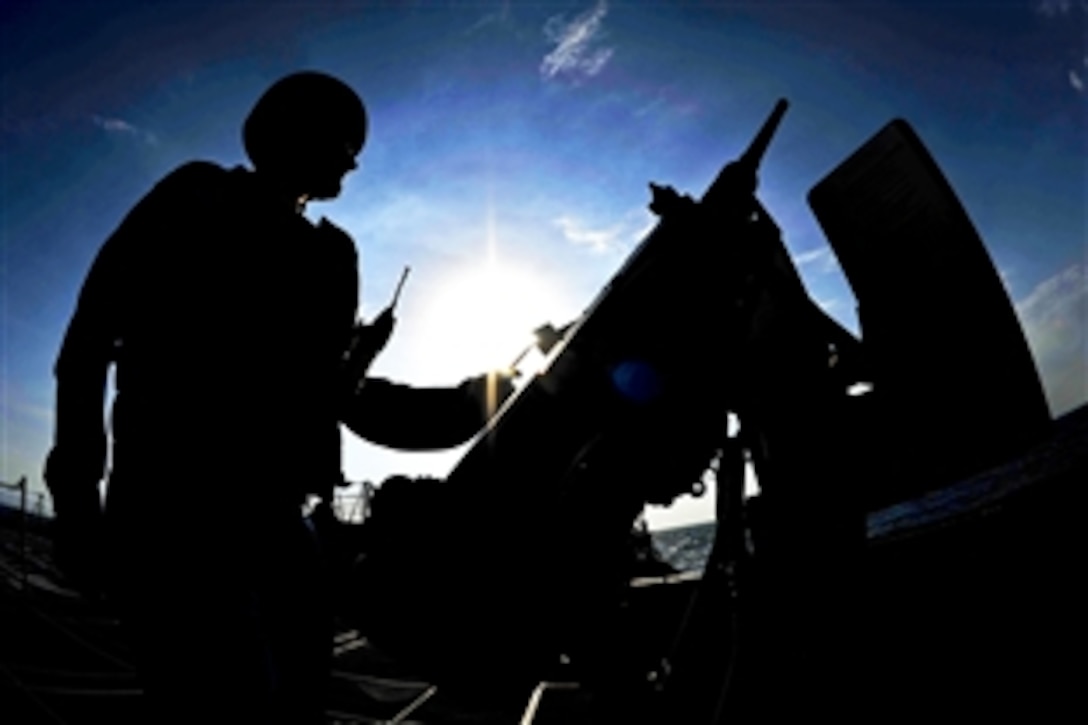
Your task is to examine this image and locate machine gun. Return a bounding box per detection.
[345,99,1051,720]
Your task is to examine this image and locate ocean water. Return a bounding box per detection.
[650,521,717,573]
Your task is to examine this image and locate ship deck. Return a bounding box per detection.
[3,404,1085,722]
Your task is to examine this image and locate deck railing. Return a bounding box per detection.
[0,476,28,592]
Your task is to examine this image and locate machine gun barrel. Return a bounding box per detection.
[703,98,789,206]
[741,98,789,171]
[350,98,805,686]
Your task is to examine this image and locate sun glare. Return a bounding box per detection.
[418,257,568,380]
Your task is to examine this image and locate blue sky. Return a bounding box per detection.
[1,1,1084,527]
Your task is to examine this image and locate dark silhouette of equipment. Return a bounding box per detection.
[346,100,1054,721]
[807,121,1051,506]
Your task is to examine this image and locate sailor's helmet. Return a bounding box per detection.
[243,70,368,170]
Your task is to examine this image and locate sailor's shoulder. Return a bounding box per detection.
[162,160,230,184]
[147,160,231,201]
[315,217,358,255]
[316,216,351,239]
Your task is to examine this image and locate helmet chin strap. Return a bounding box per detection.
[251,164,314,215]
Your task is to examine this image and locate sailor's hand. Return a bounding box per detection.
[347,307,396,364]
[342,309,397,395]
[46,482,106,599]
[53,511,106,600]
[370,306,396,353]
[43,444,108,600]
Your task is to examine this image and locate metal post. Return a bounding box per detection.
[0,476,29,593]
[19,476,27,593]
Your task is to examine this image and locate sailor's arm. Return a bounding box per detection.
[45,232,124,518]
[42,226,129,597]
[45,164,216,517]
[342,372,515,451]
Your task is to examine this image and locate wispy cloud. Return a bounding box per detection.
[632,87,699,121]
[1018,264,1086,330]
[790,245,839,274]
[1016,263,1087,415]
[1034,2,1088,92]
[997,266,1017,298]
[1035,0,1076,16]
[553,207,653,255]
[7,399,54,426]
[465,1,512,35]
[553,215,624,254]
[1071,54,1088,93]
[1071,68,1085,92]
[91,114,158,145]
[813,296,842,314]
[540,0,614,82]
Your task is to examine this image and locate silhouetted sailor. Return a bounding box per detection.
[44,70,512,724]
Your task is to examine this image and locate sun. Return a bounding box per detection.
[417,257,568,381]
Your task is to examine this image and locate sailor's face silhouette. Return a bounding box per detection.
[297,137,360,201]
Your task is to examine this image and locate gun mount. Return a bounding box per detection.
[2,99,1074,725]
[342,100,1055,721]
